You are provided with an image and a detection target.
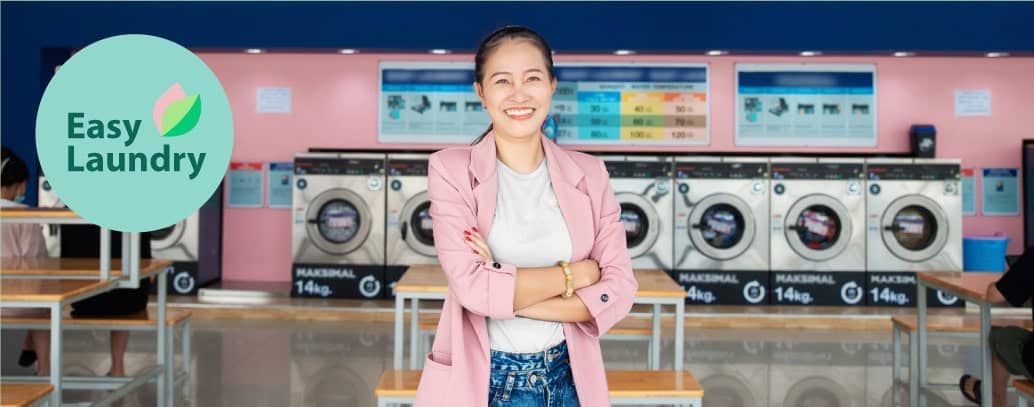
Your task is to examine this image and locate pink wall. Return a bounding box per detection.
[200,53,1034,282]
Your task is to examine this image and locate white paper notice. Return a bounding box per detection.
[257,87,291,113]
[954,89,991,116]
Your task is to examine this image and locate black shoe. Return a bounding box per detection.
[17,350,37,367]
[958,374,982,405]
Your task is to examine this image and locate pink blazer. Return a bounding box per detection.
[415,133,637,406]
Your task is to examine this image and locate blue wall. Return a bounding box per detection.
[5,1,1034,204]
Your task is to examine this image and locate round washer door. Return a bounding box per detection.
[784,194,852,261]
[784,376,851,407]
[880,195,949,262]
[688,193,756,261]
[151,221,186,251]
[616,193,660,259]
[399,191,436,257]
[306,188,372,255]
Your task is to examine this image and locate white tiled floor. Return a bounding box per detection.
[0,319,1008,406]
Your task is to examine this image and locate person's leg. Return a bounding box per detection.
[992,350,1010,406]
[109,330,129,376]
[29,330,50,376]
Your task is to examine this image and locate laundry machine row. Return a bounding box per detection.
[287,150,963,307]
[291,152,436,300]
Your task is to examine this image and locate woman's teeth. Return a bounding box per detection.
[504,108,534,117]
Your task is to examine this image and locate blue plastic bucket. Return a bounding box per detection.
[963,235,1009,272]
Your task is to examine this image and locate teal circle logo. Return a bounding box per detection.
[36,34,233,232]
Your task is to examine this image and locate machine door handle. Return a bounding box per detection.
[401,221,408,240]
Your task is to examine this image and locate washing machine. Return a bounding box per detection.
[37,174,63,257]
[385,153,436,300]
[769,339,866,407]
[149,184,223,295]
[671,156,769,305]
[292,152,386,299]
[865,158,963,308]
[600,155,674,271]
[689,337,770,407]
[769,157,866,306]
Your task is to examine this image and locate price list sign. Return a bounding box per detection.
[551,64,709,146]
[735,64,877,147]
[378,61,490,144]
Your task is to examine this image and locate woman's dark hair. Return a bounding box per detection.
[1,147,30,187]
[471,25,555,145]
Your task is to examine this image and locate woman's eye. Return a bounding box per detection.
[495,79,510,85]
[527,76,542,82]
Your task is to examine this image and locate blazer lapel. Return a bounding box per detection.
[543,138,594,261]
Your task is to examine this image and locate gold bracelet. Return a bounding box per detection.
[558,260,574,298]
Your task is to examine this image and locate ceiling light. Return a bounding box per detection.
[614,49,636,56]
[339,49,358,55]
[706,50,728,56]
[986,52,1010,58]
[430,49,451,55]
[800,51,822,57]
[893,51,915,57]
[245,48,263,54]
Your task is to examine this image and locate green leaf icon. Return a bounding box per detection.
[160,94,202,137]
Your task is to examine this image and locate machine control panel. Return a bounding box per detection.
[771,163,864,180]
[604,161,671,179]
[866,164,960,181]
[295,158,384,175]
[387,159,429,176]
[675,162,768,179]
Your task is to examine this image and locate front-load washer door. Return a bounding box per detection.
[784,194,852,261]
[399,191,436,257]
[306,188,372,255]
[688,193,756,260]
[617,193,660,259]
[881,195,949,262]
[151,221,186,251]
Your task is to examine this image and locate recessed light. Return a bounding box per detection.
[245,48,263,54]
[339,49,358,55]
[893,51,915,57]
[614,49,636,56]
[986,52,1010,58]
[430,49,451,55]
[800,51,822,57]
[706,50,728,56]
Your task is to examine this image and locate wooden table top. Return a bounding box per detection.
[0,207,80,219]
[917,271,1003,303]
[0,383,53,407]
[0,258,172,278]
[396,264,687,299]
[375,369,703,398]
[0,278,112,303]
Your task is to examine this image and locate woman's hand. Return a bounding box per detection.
[463,227,493,262]
[570,259,600,289]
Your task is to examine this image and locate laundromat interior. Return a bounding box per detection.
[3,2,1034,406]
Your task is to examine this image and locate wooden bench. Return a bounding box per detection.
[0,310,193,403]
[1017,379,1034,407]
[890,315,1033,406]
[0,383,53,407]
[415,314,656,369]
[374,369,702,406]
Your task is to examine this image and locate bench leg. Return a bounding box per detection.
[183,320,192,403]
[409,299,420,370]
[909,330,918,407]
[50,303,63,407]
[651,304,661,370]
[892,324,900,406]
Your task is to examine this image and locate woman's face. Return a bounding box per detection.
[475,39,556,140]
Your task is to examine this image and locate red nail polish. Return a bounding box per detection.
[472,227,479,232]
[464,230,470,235]
[465,236,471,241]
[472,249,479,254]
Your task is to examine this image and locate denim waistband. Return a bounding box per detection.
[490,341,569,372]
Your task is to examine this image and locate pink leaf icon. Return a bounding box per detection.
[154,83,186,134]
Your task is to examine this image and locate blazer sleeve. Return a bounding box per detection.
[573,159,638,337]
[427,153,518,320]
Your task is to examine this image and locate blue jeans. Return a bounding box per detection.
[488,341,579,407]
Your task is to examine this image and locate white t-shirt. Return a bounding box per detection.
[486,157,572,353]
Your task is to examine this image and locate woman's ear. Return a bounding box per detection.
[473,82,484,100]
